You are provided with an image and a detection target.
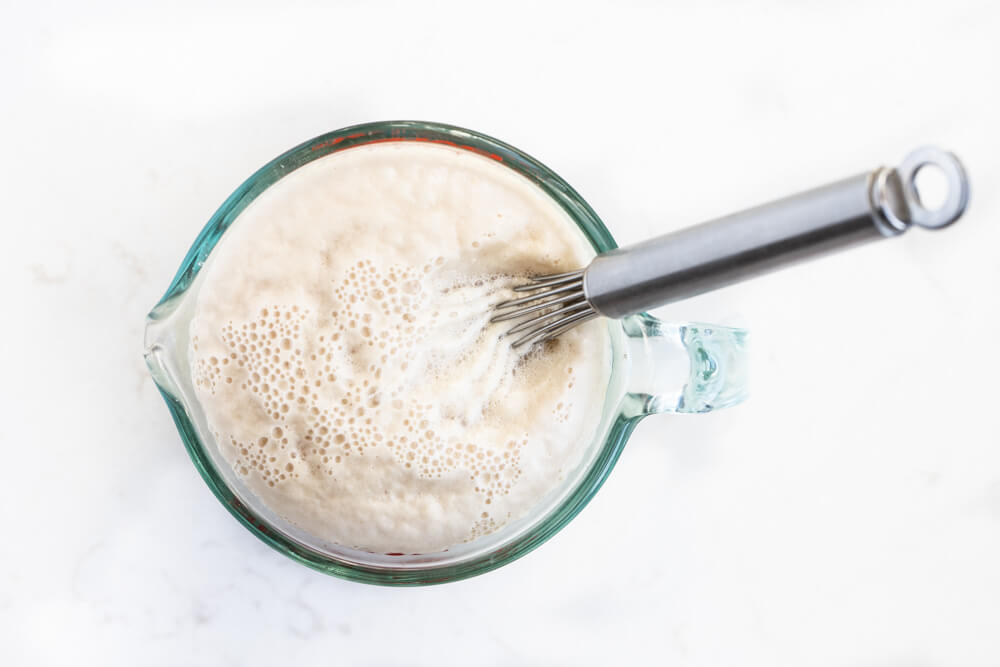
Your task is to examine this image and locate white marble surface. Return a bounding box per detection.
[3,1,1000,664]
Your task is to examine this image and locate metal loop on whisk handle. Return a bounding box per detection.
[493,147,970,347]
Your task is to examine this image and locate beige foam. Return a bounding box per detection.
[189,141,610,553]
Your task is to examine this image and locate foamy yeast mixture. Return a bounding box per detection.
[189,141,610,554]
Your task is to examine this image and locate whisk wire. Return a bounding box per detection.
[490,288,584,323]
[504,299,592,336]
[511,272,582,292]
[512,309,598,348]
[493,279,583,311]
[491,270,597,347]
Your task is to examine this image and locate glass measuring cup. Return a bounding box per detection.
[144,121,748,585]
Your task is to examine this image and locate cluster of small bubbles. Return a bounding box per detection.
[211,305,309,485]
[341,256,525,512]
[383,415,528,534]
[469,512,504,540]
[460,438,529,540]
[193,257,566,539]
[549,368,577,424]
[192,335,226,394]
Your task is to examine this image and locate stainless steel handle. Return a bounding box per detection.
[583,147,970,319]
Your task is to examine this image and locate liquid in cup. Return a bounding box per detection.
[188,142,612,554]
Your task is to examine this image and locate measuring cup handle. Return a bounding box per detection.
[620,313,748,417]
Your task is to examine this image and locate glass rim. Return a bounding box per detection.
[148,120,638,586]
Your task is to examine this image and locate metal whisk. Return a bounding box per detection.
[492,146,969,348]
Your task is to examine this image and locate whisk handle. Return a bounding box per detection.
[584,147,969,319]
